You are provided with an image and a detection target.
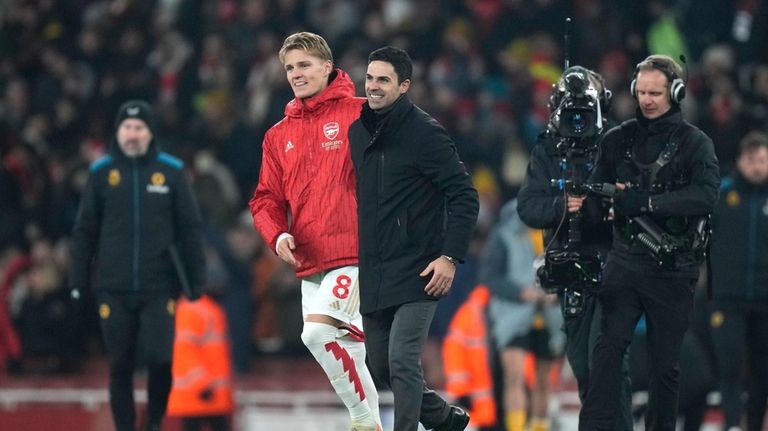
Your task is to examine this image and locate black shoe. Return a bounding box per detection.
[434,406,470,431]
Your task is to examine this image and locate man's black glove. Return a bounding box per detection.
[614,189,649,217]
[455,395,471,410]
[199,387,214,402]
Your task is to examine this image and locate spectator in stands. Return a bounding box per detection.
[0,248,23,375]
[10,238,83,373]
[0,125,26,252]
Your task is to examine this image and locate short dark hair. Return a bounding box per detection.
[368,46,412,84]
[739,131,768,156]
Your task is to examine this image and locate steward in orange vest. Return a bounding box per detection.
[167,295,233,430]
[442,285,497,428]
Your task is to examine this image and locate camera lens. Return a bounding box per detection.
[569,112,587,134]
[557,107,596,137]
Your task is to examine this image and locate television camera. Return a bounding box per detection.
[536,65,609,318]
[549,65,607,140]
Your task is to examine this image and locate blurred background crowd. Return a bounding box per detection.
[1,0,767,401]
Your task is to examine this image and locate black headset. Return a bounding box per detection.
[630,56,686,104]
[590,70,612,113]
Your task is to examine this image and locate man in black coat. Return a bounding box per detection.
[709,131,768,431]
[349,46,479,431]
[71,100,205,431]
[578,55,720,431]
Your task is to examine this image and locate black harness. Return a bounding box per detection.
[619,119,681,192]
[616,120,711,270]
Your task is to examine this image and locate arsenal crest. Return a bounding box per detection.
[323,122,339,140]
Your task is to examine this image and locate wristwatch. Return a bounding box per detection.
[442,255,459,265]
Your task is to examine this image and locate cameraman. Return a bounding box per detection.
[517,66,633,431]
[578,55,720,431]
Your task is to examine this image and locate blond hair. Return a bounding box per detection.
[635,54,683,81]
[278,32,333,65]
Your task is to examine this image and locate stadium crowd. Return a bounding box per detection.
[1,0,767,402]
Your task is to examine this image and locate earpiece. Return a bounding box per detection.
[589,71,612,113]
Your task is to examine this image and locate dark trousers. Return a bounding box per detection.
[363,301,451,431]
[711,301,768,430]
[99,292,175,431]
[578,264,695,431]
[181,415,230,431]
[564,295,633,431]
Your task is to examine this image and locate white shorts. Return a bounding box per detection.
[301,265,364,339]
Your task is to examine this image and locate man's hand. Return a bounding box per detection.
[566,195,585,213]
[421,256,456,297]
[275,233,300,267]
[613,188,649,217]
[520,285,544,302]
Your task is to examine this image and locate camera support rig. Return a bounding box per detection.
[538,137,604,318]
[534,17,608,317]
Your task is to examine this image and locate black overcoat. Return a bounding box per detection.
[349,95,479,314]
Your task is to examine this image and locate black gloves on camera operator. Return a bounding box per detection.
[614,188,650,217]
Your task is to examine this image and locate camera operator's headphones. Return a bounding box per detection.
[590,71,612,113]
[630,55,686,104]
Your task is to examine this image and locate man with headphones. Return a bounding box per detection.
[517,66,634,431]
[577,55,720,431]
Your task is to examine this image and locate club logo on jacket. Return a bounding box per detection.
[147,172,169,194]
[323,122,339,140]
[108,169,121,187]
[322,122,343,151]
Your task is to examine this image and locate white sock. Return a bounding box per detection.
[339,335,381,426]
[302,322,373,421]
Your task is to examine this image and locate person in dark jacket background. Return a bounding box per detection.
[349,46,479,431]
[517,67,634,431]
[709,130,768,431]
[578,55,720,431]
[70,99,205,431]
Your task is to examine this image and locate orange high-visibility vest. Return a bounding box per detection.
[167,295,234,417]
[442,285,497,427]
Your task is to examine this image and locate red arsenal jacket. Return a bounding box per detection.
[250,69,363,277]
